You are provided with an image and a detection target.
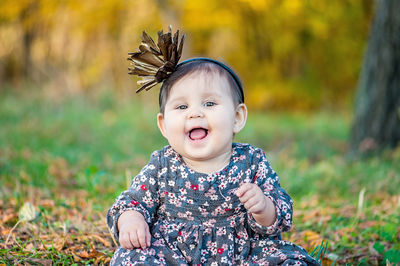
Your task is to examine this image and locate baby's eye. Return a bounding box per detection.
[176,104,187,110]
[204,101,216,107]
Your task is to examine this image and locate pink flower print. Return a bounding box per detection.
[198,184,204,191]
[204,187,216,198]
[187,199,193,204]
[203,219,216,227]
[185,181,191,189]
[141,184,147,191]
[179,188,187,195]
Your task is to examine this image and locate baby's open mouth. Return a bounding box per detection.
[189,128,208,140]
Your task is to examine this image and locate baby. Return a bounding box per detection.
[107,30,319,265]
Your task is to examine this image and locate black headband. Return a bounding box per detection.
[177,57,244,103]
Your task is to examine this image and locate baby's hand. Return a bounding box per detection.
[235,183,267,214]
[235,183,276,226]
[117,210,151,249]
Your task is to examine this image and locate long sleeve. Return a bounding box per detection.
[106,150,161,242]
[247,148,293,236]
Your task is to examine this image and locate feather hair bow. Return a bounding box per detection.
[128,26,185,93]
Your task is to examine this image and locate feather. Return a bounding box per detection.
[127,27,186,93]
[130,51,164,67]
[141,31,158,52]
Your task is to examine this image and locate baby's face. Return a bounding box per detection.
[157,71,247,171]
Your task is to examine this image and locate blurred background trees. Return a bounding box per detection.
[351,0,400,153]
[0,0,374,110]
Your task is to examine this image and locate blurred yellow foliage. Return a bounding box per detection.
[0,0,374,110]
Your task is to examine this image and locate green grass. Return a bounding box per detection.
[0,90,399,265]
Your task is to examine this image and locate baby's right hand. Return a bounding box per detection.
[117,210,151,249]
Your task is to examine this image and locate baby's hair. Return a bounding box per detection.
[159,60,244,113]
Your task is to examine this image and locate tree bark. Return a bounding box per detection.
[351,0,400,153]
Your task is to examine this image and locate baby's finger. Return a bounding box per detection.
[235,183,253,197]
[145,224,151,247]
[238,187,256,203]
[120,232,133,250]
[129,231,140,248]
[245,197,265,213]
[137,227,148,249]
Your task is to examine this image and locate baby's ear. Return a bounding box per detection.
[157,113,167,138]
[233,103,247,134]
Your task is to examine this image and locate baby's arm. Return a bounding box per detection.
[106,151,161,248]
[235,183,276,227]
[239,148,293,236]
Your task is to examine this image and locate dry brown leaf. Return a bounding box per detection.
[54,238,66,251]
[2,212,17,223]
[91,234,112,247]
[23,242,34,252]
[39,199,55,208]
[76,247,103,258]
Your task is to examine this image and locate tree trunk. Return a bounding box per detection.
[351,0,400,153]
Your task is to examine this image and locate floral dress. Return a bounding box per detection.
[107,143,319,265]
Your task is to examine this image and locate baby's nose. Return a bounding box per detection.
[188,107,204,118]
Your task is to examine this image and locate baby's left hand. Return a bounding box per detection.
[235,183,276,226]
[235,183,267,214]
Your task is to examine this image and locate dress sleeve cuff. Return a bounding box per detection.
[248,194,283,236]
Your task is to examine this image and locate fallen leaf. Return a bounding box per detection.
[19,202,38,222]
[23,242,34,252]
[91,234,112,247]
